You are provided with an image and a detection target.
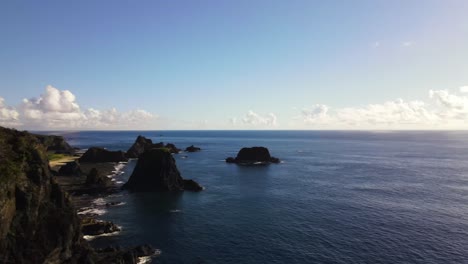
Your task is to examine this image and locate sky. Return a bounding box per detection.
[1,0,468,130]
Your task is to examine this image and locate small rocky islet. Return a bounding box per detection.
[226,146,280,165]
[0,128,279,263]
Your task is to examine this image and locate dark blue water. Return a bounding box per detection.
[44,131,468,263]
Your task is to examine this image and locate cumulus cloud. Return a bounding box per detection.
[2,85,158,130]
[298,88,468,129]
[460,86,468,93]
[302,104,329,124]
[0,97,20,126]
[241,110,277,127]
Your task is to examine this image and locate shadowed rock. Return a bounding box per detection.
[79,147,127,163]
[123,148,202,192]
[34,134,76,155]
[0,126,94,263]
[226,147,280,165]
[81,218,120,236]
[85,168,112,188]
[126,135,180,158]
[96,244,157,263]
[58,160,82,176]
[126,135,153,158]
[183,179,203,191]
[185,145,201,152]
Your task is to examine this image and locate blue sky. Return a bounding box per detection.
[1,0,468,130]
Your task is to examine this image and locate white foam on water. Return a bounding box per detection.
[83,229,121,241]
[170,209,182,213]
[137,249,162,264]
[92,198,107,206]
[116,181,124,184]
[77,208,107,216]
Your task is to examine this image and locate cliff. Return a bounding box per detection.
[0,127,92,263]
[0,127,157,263]
[34,134,76,155]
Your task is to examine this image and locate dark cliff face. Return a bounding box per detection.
[79,147,127,163]
[0,127,92,263]
[126,135,153,159]
[123,148,202,192]
[123,148,184,192]
[126,136,181,159]
[34,134,76,155]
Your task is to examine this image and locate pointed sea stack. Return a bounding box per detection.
[126,135,153,158]
[123,148,202,192]
[126,135,180,158]
[226,146,280,165]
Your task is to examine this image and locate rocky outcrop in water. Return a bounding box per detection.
[81,218,120,236]
[0,126,157,263]
[58,160,83,176]
[226,147,280,165]
[183,179,203,191]
[123,148,202,192]
[79,147,127,163]
[126,135,153,158]
[34,134,77,155]
[185,145,201,152]
[0,127,93,263]
[85,168,112,188]
[126,135,180,158]
[96,244,157,263]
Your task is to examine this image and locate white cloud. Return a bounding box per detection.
[429,90,468,110]
[336,99,435,126]
[0,97,20,126]
[298,88,468,129]
[241,110,277,127]
[3,85,158,130]
[459,86,468,93]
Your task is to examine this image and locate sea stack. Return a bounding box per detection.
[126,135,181,158]
[79,147,127,163]
[185,145,201,152]
[226,146,280,165]
[123,148,202,192]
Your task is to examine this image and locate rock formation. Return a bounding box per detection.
[58,160,83,176]
[0,127,93,263]
[81,218,120,236]
[185,145,201,152]
[0,126,157,263]
[226,146,280,165]
[79,147,127,163]
[85,168,112,188]
[34,134,77,155]
[126,135,180,158]
[126,135,153,158]
[123,148,202,192]
[183,179,203,191]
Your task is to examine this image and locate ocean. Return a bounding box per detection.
[44,130,468,263]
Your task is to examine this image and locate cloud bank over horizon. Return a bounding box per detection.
[2,85,468,130]
[0,85,157,130]
[295,87,468,129]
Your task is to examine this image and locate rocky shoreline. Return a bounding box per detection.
[0,127,160,264]
[1,128,279,263]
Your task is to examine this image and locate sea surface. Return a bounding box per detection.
[41,130,468,263]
